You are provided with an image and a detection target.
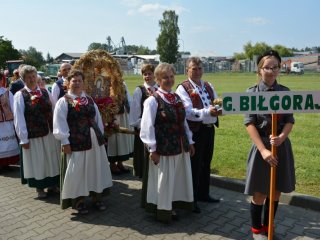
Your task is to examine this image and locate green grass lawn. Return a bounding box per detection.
[124,72,320,197]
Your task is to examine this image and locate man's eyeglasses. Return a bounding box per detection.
[261,66,280,73]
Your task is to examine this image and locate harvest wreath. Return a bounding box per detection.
[73,50,126,135]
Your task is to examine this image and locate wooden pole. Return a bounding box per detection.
[268,114,277,240]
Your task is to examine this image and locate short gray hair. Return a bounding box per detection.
[20,65,37,80]
[186,57,202,68]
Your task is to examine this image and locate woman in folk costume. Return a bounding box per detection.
[13,65,60,199]
[140,63,195,223]
[53,70,112,215]
[129,64,158,179]
[107,81,134,174]
[0,72,20,171]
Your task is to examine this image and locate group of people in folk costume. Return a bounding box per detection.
[0,50,295,238]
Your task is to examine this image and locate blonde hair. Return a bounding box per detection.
[256,55,281,83]
[154,63,175,82]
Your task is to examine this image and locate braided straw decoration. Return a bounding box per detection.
[73,49,125,127]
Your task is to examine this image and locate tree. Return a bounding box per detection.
[273,45,293,57]
[234,41,293,60]
[46,52,54,63]
[126,45,155,55]
[156,10,180,63]
[243,41,271,60]
[20,46,45,69]
[0,36,21,69]
[233,52,246,60]
[87,42,109,51]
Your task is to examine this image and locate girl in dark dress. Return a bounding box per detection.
[244,50,295,238]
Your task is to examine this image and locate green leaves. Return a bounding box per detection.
[156,10,180,64]
[0,36,21,69]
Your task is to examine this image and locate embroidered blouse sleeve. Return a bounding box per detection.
[13,91,28,144]
[175,84,210,121]
[53,97,70,145]
[93,102,104,134]
[139,96,157,152]
[47,88,55,110]
[129,87,142,128]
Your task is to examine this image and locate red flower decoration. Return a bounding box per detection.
[71,99,81,111]
[30,91,41,106]
[188,89,201,106]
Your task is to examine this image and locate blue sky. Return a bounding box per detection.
[1,0,319,58]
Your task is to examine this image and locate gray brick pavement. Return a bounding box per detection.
[0,166,319,240]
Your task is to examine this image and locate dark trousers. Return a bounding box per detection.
[191,124,215,202]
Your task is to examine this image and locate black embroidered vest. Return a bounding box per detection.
[22,89,53,139]
[154,92,189,155]
[66,96,105,151]
[138,85,151,118]
[180,80,218,132]
[56,79,66,99]
[117,86,130,114]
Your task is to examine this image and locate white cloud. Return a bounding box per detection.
[124,2,188,17]
[246,17,270,25]
[127,9,136,16]
[138,3,167,16]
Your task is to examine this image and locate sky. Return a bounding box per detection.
[1,0,320,58]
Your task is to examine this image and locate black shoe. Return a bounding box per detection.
[207,196,220,203]
[172,210,179,221]
[199,196,220,203]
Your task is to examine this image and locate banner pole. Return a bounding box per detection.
[268,114,277,240]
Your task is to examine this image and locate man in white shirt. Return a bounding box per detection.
[176,57,221,213]
[51,63,71,105]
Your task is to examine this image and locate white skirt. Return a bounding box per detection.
[62,128,113,200]
[22,133,60,180]
[147,151,194,210]
[0,121,20,158]
[107,111,134,157]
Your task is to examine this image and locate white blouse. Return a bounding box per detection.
[53,91,104,146]
[13,86,53,144]
[175,78,218,125]
[129,82,158,129]
[140,88,194,153]
[51,77,66,106]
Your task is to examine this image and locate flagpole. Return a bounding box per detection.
[268,113,277,240]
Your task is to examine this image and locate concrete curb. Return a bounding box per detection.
[125,160,320,212]
[210,174,320,212]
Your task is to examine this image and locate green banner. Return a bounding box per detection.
[222,91,320,114]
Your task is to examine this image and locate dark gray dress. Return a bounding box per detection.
[244,80,296,195]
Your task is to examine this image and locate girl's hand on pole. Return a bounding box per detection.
[261,148,278,166]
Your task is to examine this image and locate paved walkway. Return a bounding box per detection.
[0,166,319,240]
